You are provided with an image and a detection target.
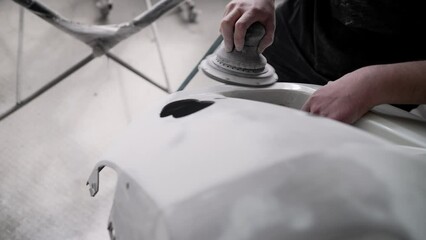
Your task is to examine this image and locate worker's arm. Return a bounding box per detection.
[220,0,275,53]
[302,61,426,124]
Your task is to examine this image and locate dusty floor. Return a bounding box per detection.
[0,0,227,239]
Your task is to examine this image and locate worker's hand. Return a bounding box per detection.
[220,0,275,53]
[302,69,376,124]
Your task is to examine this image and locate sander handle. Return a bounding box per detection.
[244,22,266,48]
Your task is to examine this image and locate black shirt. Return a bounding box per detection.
[282,0,426,80]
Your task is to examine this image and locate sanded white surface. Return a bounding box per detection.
[92,88,426,240]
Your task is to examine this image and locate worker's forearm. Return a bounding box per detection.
[302,60,426,124]
[361,61,426,106]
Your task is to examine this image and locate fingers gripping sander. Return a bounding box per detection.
[200,22,278,87]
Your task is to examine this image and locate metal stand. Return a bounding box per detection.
[3,0,188,121]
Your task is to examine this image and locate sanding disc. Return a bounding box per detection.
[199,54,278,87]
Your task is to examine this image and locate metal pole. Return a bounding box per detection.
[15,6,25,104]
[11,0,185,54]
[145,0,172,93]
[178,35,223,91]
[0,54,95,122]
[106,52,169,93]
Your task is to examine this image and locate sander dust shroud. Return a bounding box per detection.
[199,22,278,87]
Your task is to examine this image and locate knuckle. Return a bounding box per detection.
[221,19,231,27]
[249,4,271,15]
[226,2,236,10]
[234,5,245,14]
[249,6,263,15]
[235,21,247,31]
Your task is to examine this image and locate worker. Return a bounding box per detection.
[220,0,426,123]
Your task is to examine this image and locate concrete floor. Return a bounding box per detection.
[0,0,227,239]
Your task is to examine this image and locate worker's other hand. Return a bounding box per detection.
[301,69,376,124]
[220,0,275,53]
